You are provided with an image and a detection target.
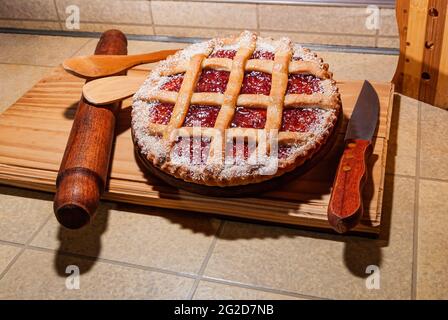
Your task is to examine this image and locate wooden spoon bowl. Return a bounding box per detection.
[63,50,178,78]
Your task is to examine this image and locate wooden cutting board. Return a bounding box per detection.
[0,66,394,235]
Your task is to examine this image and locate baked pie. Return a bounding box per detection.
[132,31,341,187]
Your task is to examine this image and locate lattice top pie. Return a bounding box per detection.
[132,31,342,187]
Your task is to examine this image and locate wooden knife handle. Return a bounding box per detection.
[327,139,372,234]
[53,30,128,229]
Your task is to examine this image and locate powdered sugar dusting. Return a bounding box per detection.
[134,40,213,101]
[131,31,340,186]
[256,39,276,53]
[293,43,320,62]
[238,30,256,48]
[256,36,290,55]
[277,107,336,161]
[132,100,169,160]
[178,41,213,60]
[320,79,338,96]
[303,108,336,135]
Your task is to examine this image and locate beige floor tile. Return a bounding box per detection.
[61,23,154,36]
[0,249,194,299]
[0,19,61,31]
[0,244,21,274]
[0,34,90,66]
[316,51,398,82]
[155,26,256,39]
[378,37,400,49]
[126,40,188,70]
[420,102,448,180]
[0,0,58,20]
[55,0,152,25]
[204,176,415,299]
[193,281,302,300]
[386,94,418,176]
[152,1,257,29]
[417,179,448,299]
[259,5,375,35]
[134,39,187,51]
[379,8,399,37]
[126,40,188,55]
[260,31,376,47]
[32,203,221,274]
[0,63,53,113]
[0,186,53,244]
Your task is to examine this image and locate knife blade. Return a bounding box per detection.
[327,81,380,234]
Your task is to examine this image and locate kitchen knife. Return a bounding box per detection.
[327,80,380,234]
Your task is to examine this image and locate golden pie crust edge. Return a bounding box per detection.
[131,31,342,187]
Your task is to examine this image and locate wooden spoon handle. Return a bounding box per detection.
[63,49,177,78]
[83,75,146,105]
[54,30,128,229]
[116,50,178,66]
[327,139,372,234]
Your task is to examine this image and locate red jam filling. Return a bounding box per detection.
[183,105,220,127]
[240,71,272,95]
[224,141,254,162]
[278,145,294,159]
[160,74,184,92]
[286,74,321,95]
[250,50,275,60]
[231,107,266,129]
[172,137,211,165]
[153,52,324,164]
[232,142,251,160]
[195,69,230,93]
[281,108,319,132]
[149,102,174,125]
[209,49,237,59]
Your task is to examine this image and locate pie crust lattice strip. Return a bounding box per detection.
[132,31,342,187]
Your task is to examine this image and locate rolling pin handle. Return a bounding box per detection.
[54,30,128,229]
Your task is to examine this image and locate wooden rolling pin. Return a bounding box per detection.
[54,30,128,229]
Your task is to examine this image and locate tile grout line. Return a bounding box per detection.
[154,25,377,38]
[199,276,329,300]
[419,176,448,183]
[387,172,448,184]
[26,244,199,280]
[0,17,60,23]
[0,23,390,39]
[0,239,26,249]
[186,220,225,299]
[0,29,399,55]
[26,240,325,300]
[148,0,156,36]
[374,29,379,48]
[0,20,390,39]
[410,101,422,300]
[0,212,53,282]
[25,232,329,300]
[385,172,414,178]
[52,0,64,31]
[27,240,328,300]
[150,0,395,7]
[69,38,95,57]
[0,61,56,68]
[24,222,328,300]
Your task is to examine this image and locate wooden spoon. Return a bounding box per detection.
[83,75,146,105]
[63,49,178,78]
